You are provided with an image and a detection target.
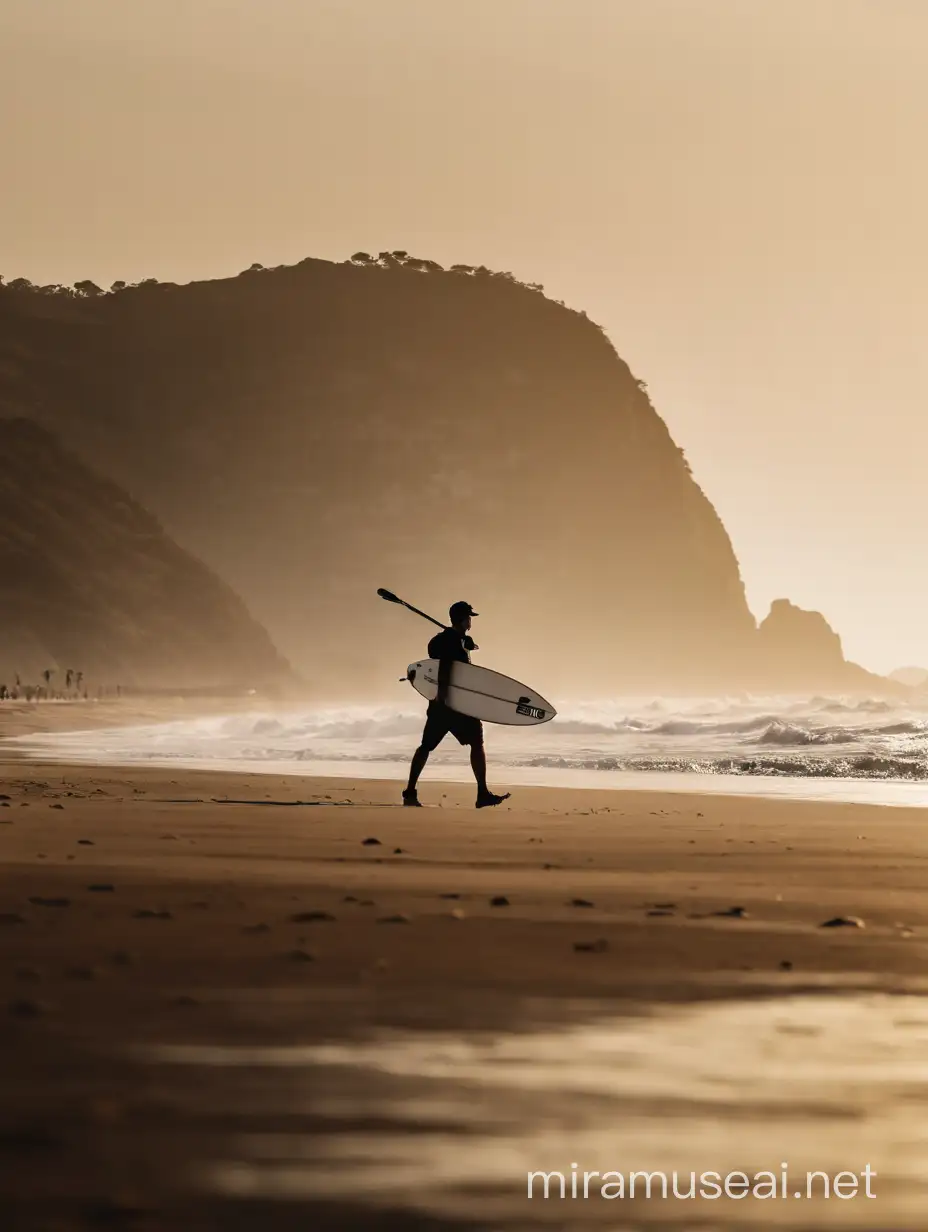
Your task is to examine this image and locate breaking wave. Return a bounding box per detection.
[8,692,928,787]
[517,753,928,780]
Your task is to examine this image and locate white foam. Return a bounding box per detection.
[6,694,927,805]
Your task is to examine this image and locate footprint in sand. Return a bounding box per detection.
[8,999,49,1018]
[65,967,97,981]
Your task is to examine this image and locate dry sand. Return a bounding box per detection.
[2,747,927,1228]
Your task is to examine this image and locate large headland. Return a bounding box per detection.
[0,255,908,701]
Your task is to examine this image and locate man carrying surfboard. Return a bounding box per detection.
[403,601,510,809]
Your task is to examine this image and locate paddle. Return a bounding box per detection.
[377,588,447,631]
[377,588,479,657]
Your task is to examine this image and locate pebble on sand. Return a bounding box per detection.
[287,949,315,962]
[490,896,510,907]
[243,922,271,933]
[87,884,115,893]
[377,913,411,924]
[290,911,336,923]
[362,837,382,846]
[28,897,71,908]
[819,916,865,929]
[569,898,594,908]
[573,939,609,954]
[714,906,749,918]
[133,909,173,920]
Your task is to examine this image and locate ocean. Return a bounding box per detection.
[9,692,928,807]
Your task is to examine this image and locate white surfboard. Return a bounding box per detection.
[405,659,556,726]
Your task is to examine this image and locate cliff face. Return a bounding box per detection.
[0,417,292,691]
[0,259,889,696]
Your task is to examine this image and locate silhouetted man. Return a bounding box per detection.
[403,601,510,809]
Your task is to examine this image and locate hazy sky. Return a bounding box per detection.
[2,0,926,672]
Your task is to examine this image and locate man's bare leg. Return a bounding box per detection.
[404,746,429,806]
[471,741,510,808]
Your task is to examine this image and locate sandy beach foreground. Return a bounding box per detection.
[2,757,928,1229]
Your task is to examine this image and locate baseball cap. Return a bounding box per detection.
[449,601,479,622]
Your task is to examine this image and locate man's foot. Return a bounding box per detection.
[476,791,511,809]
[402,789,423,807]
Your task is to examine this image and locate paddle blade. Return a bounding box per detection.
[377,587,400,604]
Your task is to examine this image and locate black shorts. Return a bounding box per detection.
[420,703,483,752]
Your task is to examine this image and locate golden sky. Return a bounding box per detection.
[2,0,926,672]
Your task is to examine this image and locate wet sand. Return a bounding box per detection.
[2,759,928,1228]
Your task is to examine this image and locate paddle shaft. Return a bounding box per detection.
[386,593,446,625]
[377,588,478,654]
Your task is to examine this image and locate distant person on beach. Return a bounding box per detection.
[403,601,510,809]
